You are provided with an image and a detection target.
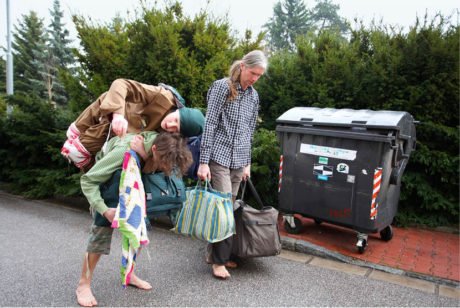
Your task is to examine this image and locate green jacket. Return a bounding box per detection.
[80,131,158,215]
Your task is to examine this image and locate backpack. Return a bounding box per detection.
[97,169,186,225]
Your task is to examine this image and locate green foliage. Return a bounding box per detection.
[257,15,459,226]
[68,2,264,111]
[249,128,281,207]
[310,0,348,33]
[38,0,75,105]
[0,94,80,197]
[264,0,312,51]
[12,11,48,96]
[264,0,348,52]
[11,1,75,105]
[0,56,5,93]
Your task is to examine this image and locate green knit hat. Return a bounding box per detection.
[179,107,205,137]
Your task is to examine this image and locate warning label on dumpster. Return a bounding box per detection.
[300,143,357,161]
[313,164,333,177]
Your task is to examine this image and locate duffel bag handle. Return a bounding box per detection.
[240,177,264,208]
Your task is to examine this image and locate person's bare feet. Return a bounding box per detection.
[128,273,152,290]
[206,258,237,269]
[76,283,97,307]
[212,264,230,279]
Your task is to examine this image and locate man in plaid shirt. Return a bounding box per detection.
[198,50,268,279]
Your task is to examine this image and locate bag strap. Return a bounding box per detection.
[195,179,213,191]
[240,178,264,208]
[169,174,183,197]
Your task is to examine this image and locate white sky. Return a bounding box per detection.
[0,0,459,57]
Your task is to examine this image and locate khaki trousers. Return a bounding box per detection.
[207,160,244,265]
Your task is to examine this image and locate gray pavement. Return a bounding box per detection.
[0,192,458,307]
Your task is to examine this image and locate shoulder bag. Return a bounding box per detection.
[232,178,282,258]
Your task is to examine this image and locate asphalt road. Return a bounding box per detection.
[0,193,457,307]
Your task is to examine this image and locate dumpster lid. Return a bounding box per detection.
[276,107,413,130]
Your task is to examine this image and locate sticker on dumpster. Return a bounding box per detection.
[300,143,357,161]
[337,163,349,174]
[317,175,328,181]
[313,164,333,177]
[318,157,328,164]
[347,175,355,183]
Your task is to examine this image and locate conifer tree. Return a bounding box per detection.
[12,12,47,96]
[46,0,74,105]
[264,0,311,51]
[31,0,74,105]
[311,0,348,33]
[264,0,348,52]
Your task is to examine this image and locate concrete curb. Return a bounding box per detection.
[281,236,460,288]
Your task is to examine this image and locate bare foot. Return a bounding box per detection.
[128,273,152,290]
[212,264,230,279]
[225,260,238,269]
[206,258,237,269]
[76,283,98,307]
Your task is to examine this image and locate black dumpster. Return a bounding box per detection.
[276,107,416,253]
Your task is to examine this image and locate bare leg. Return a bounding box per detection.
[76,253,100,307]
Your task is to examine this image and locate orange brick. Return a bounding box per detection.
[432,263,450,273]
[364,255,383,263]
[398,263,415,271]
[413,265,433,275]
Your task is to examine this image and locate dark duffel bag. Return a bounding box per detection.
[232,178,281,258]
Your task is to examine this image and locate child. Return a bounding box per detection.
[76,131,193,307]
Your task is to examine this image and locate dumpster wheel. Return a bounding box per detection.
[356,233,368,254]
[284,216,303,234]
[358,239,367,254]
[380,225,393,242]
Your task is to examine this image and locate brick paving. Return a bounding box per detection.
[279,215,459,282]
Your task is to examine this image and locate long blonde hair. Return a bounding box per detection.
[226,50,267,102]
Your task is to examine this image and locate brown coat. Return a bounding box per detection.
[74,79,176,156]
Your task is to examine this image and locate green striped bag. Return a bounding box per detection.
[173,181,235,243]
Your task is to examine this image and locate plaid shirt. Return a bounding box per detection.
[200,78,259,169]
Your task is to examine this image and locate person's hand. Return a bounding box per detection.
[130,135,144,153]
[103,208,116,223]
[242,164,251,181]
[112,113,128,138]
[197,164,211,181]
[130,135,148,161]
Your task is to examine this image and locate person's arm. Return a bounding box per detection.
[80,139,132,216]
[242,91,259,181]
[99,79,146,137]
[247,91,259,166]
